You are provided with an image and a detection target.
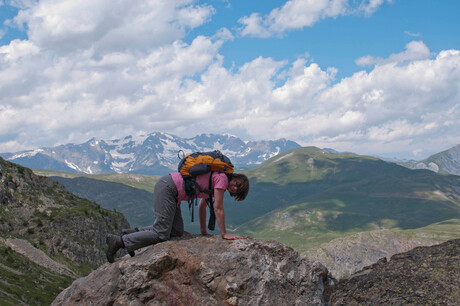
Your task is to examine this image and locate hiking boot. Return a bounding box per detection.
[106,234,123,263]
[121,228,137,257]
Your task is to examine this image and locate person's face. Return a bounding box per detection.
[228,179,239,193]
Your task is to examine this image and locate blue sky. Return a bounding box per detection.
[0,0,459,159]
[195,0,460,80]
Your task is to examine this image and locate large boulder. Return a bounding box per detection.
[53,235,331,305]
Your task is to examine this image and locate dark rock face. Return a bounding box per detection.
[325,239,460,305]
[0,157,131,304]
[52,235,331,305]
[0,157,130,266]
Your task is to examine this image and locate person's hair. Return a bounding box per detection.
[228,173,249,201]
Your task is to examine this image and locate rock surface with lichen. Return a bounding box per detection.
[52,235,331,305]
[52,234,460,305]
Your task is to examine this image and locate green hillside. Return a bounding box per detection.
[246,146,386,184]
[0,242,73,305]
[223,147,410,229]
[235,147,460,253]
[0,158,130,304]
[33,169,160,193]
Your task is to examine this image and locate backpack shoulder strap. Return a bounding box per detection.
[206,171,216,231]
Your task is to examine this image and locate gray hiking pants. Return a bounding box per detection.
[122,174,184,253]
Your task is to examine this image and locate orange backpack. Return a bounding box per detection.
[178,150,234,176]
[177,150,234,230]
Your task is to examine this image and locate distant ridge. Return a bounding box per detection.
[0,132,300,175]
[399,144,460,176]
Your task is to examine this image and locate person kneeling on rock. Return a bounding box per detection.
[106,172,250,263]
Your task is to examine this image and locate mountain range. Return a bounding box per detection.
[398,144,460,176]
[3,131,459,177]
[0,132,300,175]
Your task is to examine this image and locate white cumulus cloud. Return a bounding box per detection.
[0,0,459,160]
[13,0,215,54]
[356,41,431,66]
[239,0,393,37]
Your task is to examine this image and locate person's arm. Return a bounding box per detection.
[198,198,209,235]
[213,188,245,240]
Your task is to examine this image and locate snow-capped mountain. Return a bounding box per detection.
[1,132,300,175]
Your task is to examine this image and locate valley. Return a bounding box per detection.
[33,146,460,278]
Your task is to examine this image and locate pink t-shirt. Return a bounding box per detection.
[170,172,229,205]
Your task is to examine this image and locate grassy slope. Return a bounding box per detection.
[236,147,460,253]
[0,243,73,305]
[33,169,160,193]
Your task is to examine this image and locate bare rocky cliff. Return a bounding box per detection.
[325,238,460,305]
[306,229,448,279]
[52,235,331,305]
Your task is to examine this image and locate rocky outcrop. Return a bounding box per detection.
[0,158,131,304]
[52,235,331,305]
[53,236,460,305]
[0,157,130,267]
[325,238,460,305]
